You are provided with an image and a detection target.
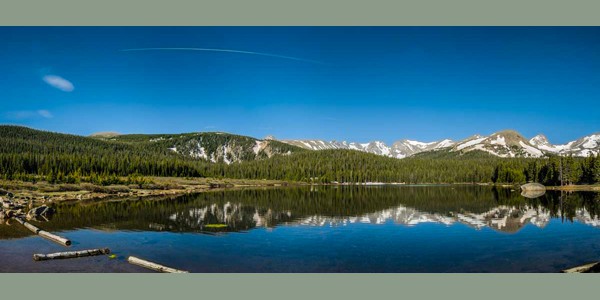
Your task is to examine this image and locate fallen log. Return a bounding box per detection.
[33,248,111,261]
[38,230,72,246]
[13,217,71,246]
[561,262,600,273]
[127,256,189,273]
[19,219,41,233]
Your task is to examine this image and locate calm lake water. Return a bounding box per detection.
[1,185,600,273]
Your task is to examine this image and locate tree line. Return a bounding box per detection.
[491,155,600,185]
[1,125,599,186]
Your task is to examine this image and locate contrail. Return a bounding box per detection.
[120,47,324,64]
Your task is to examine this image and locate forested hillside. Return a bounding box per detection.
[102,132,304,163]
[1,126,599,186]
[0,125,205,181]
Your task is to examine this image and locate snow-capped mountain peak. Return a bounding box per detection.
[527,133,600,157]
[529,134,550,147]
[280,130,600,159]
[453,130,544,158]
[282,138,456,159]
[138,130,600,162]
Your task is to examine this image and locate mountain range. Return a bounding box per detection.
[3,125,598,185]
[279,130,600,161]
[3,125,598,166]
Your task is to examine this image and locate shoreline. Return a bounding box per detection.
[2,178,600,206]
[546,185,600,191]
[0,177,308,205]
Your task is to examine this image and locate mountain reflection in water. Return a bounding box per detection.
[2,185,599,239]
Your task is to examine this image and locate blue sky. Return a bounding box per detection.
[0,27,598,144]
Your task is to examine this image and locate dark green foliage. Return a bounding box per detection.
[0,125,204,180]
[491,154,599,185]
[1,125,600,185]
[201,149,502,183]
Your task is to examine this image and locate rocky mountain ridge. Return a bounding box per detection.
[280,130,600,159]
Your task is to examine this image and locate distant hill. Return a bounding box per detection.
[89,131,121,138]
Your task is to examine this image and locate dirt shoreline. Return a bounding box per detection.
[0,177,307,205]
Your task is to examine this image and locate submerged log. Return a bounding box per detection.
[33,248,110,261]
[13,217,71,246]
[127,256,189,273]
[561,262,600,273]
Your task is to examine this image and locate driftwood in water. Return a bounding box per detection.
[561,262,600,273]
[13,217,72,246]
[127,256,189,273]
[33,248,110,261]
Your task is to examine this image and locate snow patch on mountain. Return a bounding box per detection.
[582,134,599,148]
[519,141,543,157]
[456,136,487,150]
[490,136,506,146]
[435,139,454,148]
[529,133,600,156]
[253,140,268,155]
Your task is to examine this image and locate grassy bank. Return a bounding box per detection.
[546,184,600,191]
[0,177,304,204]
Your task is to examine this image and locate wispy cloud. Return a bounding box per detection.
[121,47,325,65]
[4,110,53,120]
[37,110,53,118]
[43,75,74,92]
[321,117,338,121]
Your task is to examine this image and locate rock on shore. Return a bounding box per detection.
[520,183,546,198]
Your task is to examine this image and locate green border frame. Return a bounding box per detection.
[2,0,600,299]
[2,0,600,25]
[2,273,599,299]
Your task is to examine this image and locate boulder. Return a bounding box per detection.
[521,189,546,199]
[520,183,546,198]
[520,182,546,191]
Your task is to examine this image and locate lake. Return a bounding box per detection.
[1,185,600,272]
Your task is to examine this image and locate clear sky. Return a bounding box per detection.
[1,27,599,144]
